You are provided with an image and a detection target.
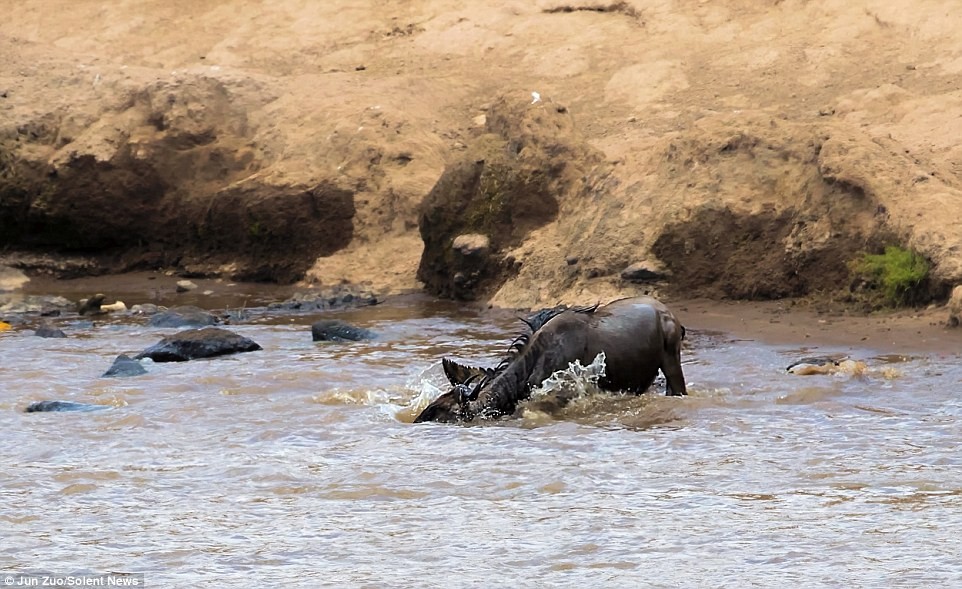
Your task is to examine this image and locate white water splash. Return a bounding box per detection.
[529,351,607,401]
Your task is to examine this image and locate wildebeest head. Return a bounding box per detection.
[413,358,490,423]
[413,304,597,424]
[412,385,469,423]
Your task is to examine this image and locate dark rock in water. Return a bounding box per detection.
[102,354,148,377]
[34,324,67,338]
[148,306,219,328]
[25,400,111,413]
[269,287,378,313]
[311,319,377,342]
[78,293,107,315]
[135,327,262,362]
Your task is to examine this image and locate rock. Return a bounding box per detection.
[101,301,127,312]
[102,354,148,377]
[176,280,198,292]
[131,303,164,315]
[269,287,378,312]
[948,285,962,327]
[34,324,67,338]
[0,295,74,315]
[311,319,377,342]
[416,94,604,301]
[0,266,28,291]
[77,293,107,315]
[134,327,262,362]
[148,306,219,328]
[452,233,490,257]
[621,261,670,283]
[24,400,111,413]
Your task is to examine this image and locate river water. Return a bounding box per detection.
[1,288,960,587]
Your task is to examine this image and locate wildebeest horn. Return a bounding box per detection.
[442,357,489,386]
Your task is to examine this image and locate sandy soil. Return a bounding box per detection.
[2,0,962,327]
[673,297,962,354]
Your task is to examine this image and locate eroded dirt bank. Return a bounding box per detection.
[2,0,962,311]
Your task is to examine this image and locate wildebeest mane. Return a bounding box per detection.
[467,303,601,399]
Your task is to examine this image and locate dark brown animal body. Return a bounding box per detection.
[414,296,686,423]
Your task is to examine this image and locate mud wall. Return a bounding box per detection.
[3,1,962,303]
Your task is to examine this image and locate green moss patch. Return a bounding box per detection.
[850,246,930,306]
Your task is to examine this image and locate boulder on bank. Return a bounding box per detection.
[102,354,148,377]
[311,319,377,342]
[416,95,604,301]
[134,327,262,362]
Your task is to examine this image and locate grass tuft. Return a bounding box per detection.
[850,246,929,306]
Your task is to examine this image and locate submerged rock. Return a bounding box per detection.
[131,303,165,316]
[311,319,377,342]
[24,400,111,413]
[34,324,67,338]
[135,327,262,362]
[148,306,219,328]
[270,287,378,313]
[102,354,148,377]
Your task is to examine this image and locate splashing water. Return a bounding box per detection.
[519,352,607,418]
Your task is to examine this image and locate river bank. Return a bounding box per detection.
[3,1,962,309]
[3,269,959,357]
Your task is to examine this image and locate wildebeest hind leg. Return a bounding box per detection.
[661,348,687,396]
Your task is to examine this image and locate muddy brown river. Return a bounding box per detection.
[2,282,960,587]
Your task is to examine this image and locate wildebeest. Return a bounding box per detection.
[414,296,687,423]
